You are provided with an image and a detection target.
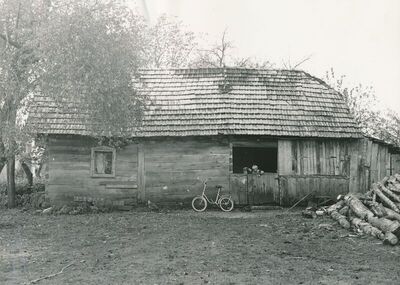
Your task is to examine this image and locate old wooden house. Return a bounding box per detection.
[29,68,400,207]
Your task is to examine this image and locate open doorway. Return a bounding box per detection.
[231,145,279,205]
[232,146,278,174]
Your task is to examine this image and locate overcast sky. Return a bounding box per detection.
[131,0,400,113]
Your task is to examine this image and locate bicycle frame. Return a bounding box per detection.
[200,181,222,205]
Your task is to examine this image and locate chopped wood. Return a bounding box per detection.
[338,205,349,216]
[363,201,386,217]
[349,216,384,240]
[326,200,345,215]
[388,176,397,184]
[372,184,400,213]
[343,194,374,220]
[387,183,400,194]
[330,210,350,229]
[322,173,400,246]
[383,232,399,246]
[378,183,400,203]
[383,207,400,222]
[367,216,400,233]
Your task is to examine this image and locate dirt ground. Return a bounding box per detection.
[1,208,400,285]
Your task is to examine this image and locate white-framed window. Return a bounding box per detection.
[91,146,116,177]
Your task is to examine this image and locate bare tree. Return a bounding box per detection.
[281,54,313,70]
[191,29,273,69]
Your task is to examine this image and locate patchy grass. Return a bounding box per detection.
[1,208,400,285]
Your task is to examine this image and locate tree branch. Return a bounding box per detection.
[0,33,21,49]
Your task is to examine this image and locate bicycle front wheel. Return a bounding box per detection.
[192,196,207,212]
[219,197,234,212]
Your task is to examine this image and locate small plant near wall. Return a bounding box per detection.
[243,165,265,176]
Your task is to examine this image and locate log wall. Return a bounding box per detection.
[141,137,230,204]
[46,135,400,207]
[47,135,138,206]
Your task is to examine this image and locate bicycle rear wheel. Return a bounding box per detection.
[219,197,234,212]
[192,196,207,212]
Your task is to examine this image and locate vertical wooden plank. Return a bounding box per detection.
[278,140,292,175]
[370,143,379,184]
[137,143,145,203]
[320,141,326,174]
[315,141,321,174]
[299,141,304,175]
[349,140,360,193]
[385,147,391,177]
[291,141,298,174]
[309,140,316,175]
[391,154,400,174]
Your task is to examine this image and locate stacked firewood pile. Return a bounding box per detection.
[327,174,400,245]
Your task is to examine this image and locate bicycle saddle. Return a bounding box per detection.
[215,185,223,189]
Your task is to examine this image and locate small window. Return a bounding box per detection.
[233,147,277,174]
[91,147,116,177]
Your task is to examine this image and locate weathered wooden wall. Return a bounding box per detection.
[47,135,138,206]
[356,138,399,192]
[392,154,400,174]
[46,135,400,207]
[277,139,355,205]
[141,137,230,204]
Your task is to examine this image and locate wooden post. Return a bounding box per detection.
[137,143,145,204]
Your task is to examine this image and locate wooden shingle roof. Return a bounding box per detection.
[28,68,362,138]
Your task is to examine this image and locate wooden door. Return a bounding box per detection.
[230,173,279,205]
[247,173,279,205]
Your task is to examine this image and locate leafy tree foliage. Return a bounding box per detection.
[143,15,197,68]
[0,0,151,206]
[325,68,400,147]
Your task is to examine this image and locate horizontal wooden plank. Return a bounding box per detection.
[105,184,137,189]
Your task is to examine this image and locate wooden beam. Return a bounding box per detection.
[137,143,145,203]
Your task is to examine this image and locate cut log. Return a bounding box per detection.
[378,183,400,203]
[363,201,386,217]
[394,173,400,183]
[350,216,384,240]
[326,200,345,215]
[380,176,389,185]
[330,210,350,229]
[338,205,349,216]
[343,194,374,220]
[372,184,400,213]
[383,232,399,245]
[387,183,400,194]
[388,176,397,185]
[367,216,400,233]
[372,192,376,203]
[383,207,400,222]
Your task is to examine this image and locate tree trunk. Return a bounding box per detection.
[7,156,16,208]
[21,161,33,186]
[373,184,399,212]
[343,194,374,219]
[0,160,5,175]
[378,183,400,202]
[349,216,385,240]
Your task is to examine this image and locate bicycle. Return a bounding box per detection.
[191,180,234,212]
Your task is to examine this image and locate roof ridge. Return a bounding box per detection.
[137,67,305,73]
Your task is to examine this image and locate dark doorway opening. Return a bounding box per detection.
[233,147,278,174]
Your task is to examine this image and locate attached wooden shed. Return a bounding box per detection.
[29,68,398,207]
